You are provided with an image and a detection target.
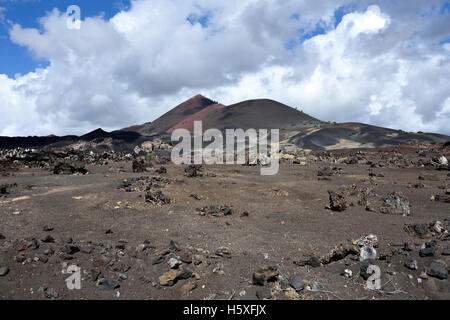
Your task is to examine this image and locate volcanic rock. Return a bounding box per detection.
[426,260,448,279]
[252,266,279,286]
[145,190,171,205]
[327,191,349,212]
[159,270,179,286]
[0,267,9,276]
[380,192,410,216]
[288,274,305,291]
[97,277,120,290]
[185,165,203,177]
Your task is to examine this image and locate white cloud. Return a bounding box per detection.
[0,0,449,136]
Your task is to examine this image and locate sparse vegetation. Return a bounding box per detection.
[140,152,155,160]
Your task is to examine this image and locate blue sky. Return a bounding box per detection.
[0,0,131,77]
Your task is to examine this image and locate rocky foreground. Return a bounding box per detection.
[0,144,449,300]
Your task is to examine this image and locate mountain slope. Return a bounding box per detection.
[287,122,450,150]
[201,99,321,131]
[121,94,217,136]
[167,103,225,133]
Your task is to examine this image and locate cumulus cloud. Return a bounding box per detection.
[0,0,449,136]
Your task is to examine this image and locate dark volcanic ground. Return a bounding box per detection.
[0,146,449,300]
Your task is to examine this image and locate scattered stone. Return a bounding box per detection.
[419,241,436,257]
[0,266,9,276]
[405,260,418,270]
[307,256,322,267]
[118,273,128,281]
[118,176,157,192]
[403,243,413,252]
[90,269,101,282]
[318,166,344,177]
[136,241,155,253]
[197,205,233,217]
[63,244,80,255]
[177,268,193,280]
[132,159,147,173]
[45,288,58,299]
[15,255,26,263]
[426,260,448,279]
[433,194,450,203]
[152,256,164,265]
[432,221,445,234]
[28,239,39,250]
[193,256,202,265]
[252,266,279,286]
[288,274,305,291]
[223,207,232,216]
[342,269,353,278]
[215,247,231,258]
[185,165,203,177]
[404,223,432,239]
[159,270,178,286]
[81,246,93,254]
[256,287,272,300]
[356,234,378,247]
[168,257,182,269]
[418,174,440,181]
[97,277,120,290]
[285,288,300,300]
[327,191,348,211]
[180,282,197,295]
[115,243,126,250]
[169,240,181,252]
[155,166,167,174]
[180,253,192,264]
[43,225,54,232]
[437,156,448,166]
[190,193,201,200]
[60,236,73,244]
[0,184,10,195]
[41,235,55,243]
[59,252,74,261]
[389,242,405,247]
[145,190,171,205]
[380,192,410,216]
[360,245,377,262]
[113,262,131,273]
[53,163,87,175]
[319,244,359,265]
[43,248,54,256]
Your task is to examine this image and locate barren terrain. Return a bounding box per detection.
[1,145,449,300]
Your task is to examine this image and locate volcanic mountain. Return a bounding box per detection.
[121,94,221,136]
[121,95,321,135]
[1,94,449,151]
[120,94,449,150]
